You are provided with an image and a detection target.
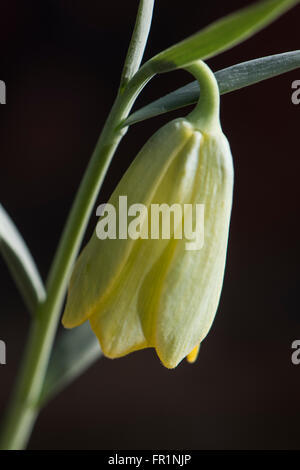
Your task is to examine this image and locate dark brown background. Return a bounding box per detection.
[0,0,299,450]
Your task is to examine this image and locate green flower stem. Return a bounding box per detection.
[185,60,220,132]
[119,0,155,93]
[0,8,155,452]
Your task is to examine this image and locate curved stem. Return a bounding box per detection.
[0,13,155,453]
[185,60,220,132]
[119,0,155,93]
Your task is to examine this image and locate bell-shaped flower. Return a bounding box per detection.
[62,61,234,368]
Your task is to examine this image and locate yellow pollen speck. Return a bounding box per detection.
[186,343,200,363]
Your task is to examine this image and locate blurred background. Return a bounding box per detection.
[0,0,299,450]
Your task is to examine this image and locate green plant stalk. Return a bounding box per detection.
[119,0,155,92]
[185,60,220,132]
[0,3,155,451]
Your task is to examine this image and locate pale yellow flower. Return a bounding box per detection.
[62,61,234,368]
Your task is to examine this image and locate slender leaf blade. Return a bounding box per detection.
[125,51,300,126]
[120,0,155,91]
[41,322,102,405]
[0,204,46,314]
[145,0,299,73]
[217,49,300,93]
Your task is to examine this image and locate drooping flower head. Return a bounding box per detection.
[62,61,234,368]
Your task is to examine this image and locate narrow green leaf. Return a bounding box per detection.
[216,49,300,93]
[40,322,101,405]
[0,204,46,315]
[144,0,299,74]
[119,0,155,92]
[125,51,300,126]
